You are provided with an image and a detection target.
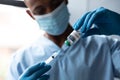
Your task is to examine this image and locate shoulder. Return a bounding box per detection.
[12,35,52,64]
[81,35,120,44]
[10,34,58,68]
[75,35,120,49]
[8,35,53,78]
[79,35,109,46]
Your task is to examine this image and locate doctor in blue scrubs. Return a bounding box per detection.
[7,0,120,80]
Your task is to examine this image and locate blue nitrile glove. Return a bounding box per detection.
[18,62,51,80]
[74,7,120,37]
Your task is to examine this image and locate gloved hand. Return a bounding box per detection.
[74,7,120,37]
[18,62,51,80]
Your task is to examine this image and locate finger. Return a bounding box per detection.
[81,10,96,33]
[96,7,106,12]
[29,65,51,79]
[73,12,90,30]
[23,62,46,76]
[38,75,50,80]
[86,8,106,31]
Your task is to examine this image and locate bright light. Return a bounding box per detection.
[0,5,44,47]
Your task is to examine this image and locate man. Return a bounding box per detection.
[7,0,120,80]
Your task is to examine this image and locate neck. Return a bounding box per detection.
[44,24,73,47]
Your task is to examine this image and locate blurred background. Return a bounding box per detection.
[0,0,120,80]
[0,3,42,80]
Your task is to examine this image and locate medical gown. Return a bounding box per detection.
[7,35,120,80]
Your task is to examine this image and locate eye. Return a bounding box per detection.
[33,6,46,15]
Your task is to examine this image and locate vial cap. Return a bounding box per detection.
[65,40,71,46]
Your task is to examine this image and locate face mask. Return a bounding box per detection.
[34,2,70,36]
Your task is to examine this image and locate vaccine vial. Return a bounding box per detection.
[65,30,81,46]
[65,24,98,46]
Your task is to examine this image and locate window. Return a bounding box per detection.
[0,4,43,80]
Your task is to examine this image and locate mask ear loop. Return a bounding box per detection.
[26,8,35,20]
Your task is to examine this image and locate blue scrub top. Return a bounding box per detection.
[7,35,120,80]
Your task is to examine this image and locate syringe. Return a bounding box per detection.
[44,31,80,64]
[45,50,60,64]
[45,24,97,64]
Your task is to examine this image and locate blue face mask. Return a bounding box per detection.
[34,2,70,36]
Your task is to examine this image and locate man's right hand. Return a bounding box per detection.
[18,62,51,80]
[73,7,120,37]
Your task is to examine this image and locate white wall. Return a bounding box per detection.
[68,0,87,25]
[68,0,120,25]
[87,0,120,13]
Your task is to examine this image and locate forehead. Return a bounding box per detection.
[25,0,63,11]
[25,0,63,6]
[25,0,49,7]
[27,0,50,4]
